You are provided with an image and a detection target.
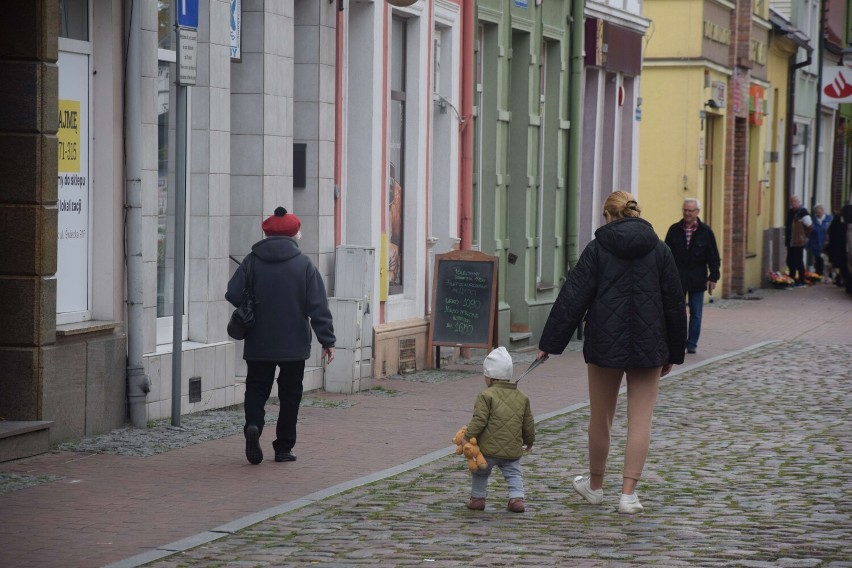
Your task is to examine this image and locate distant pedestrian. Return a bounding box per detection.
[664,198,720,354]
[785,195,812,286]
[807,204,831,276]
[845,202,852,295]
[226,207,336,465]
[538,191,686,514]
[825,209,847,287]
[464,347,535,513]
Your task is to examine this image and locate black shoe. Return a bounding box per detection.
[275,451,297,462]
[245,425,263,465]
[687,347,697,354]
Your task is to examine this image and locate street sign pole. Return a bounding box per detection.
[171,0,198,427]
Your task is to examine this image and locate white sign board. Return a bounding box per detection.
[178,27,198,85]
[57,50,90,315]
[821,65,852,105]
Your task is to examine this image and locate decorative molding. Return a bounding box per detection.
[643,58,733,77]
[477,6,502,24]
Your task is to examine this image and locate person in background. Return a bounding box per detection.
[807,204,831,277]
[464,347,535,514]
[226,207,335,465]
[825,208,847,287]
[664,198,720,355]
[785,195,812,287]
[538,191,686,515]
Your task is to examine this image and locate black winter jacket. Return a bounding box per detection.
[664,219,721,293]
[539,218,686,368]
[226,236,335,362]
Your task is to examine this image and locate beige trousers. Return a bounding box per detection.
[586,363,661,482]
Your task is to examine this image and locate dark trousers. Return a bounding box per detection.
[244,360,306,453]
[685,290,704,350]
[809,250,824,275]
[786,246,806,283]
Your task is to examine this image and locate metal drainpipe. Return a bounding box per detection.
[810,0,826,210]
[125,0,150,428]
[460,0,475,251]
[785,49,813,204]
[565,0,584,271]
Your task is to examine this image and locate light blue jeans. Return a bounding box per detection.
[471,456,525,500]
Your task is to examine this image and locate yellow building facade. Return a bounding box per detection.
[641,0,781,296]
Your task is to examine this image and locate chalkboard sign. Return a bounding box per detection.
[429,250,498,349]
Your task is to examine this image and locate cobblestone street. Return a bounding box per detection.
[144,340,852,567]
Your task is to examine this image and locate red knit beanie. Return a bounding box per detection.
[262,207,301,237]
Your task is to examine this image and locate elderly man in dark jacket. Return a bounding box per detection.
[664,198,720,354]
[227,207,335,465]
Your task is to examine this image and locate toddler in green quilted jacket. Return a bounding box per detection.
[464,346,535,513]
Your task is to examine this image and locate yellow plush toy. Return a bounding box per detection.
[452,425,487,472]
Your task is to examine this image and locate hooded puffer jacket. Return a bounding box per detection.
[466,381,535,460]
[539,217,686,369]
[226,236,335,362]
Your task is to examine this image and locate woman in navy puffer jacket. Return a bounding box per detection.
[537,191,686,514]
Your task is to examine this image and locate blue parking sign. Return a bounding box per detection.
[177,0,199,29]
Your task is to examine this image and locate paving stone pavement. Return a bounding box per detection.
[141,340,852,567]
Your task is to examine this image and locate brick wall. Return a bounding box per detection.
[721,0,753,297]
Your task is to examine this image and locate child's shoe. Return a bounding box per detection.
[466,497,486,510]
[618,492,644,514]
[507,498,525,513]
[572,474,603,505]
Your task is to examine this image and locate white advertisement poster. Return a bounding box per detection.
[57,50,90,315]
[230,0,242,61]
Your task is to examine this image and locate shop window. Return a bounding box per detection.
[157,0,190,343]
[56,0,91,324]
[388,15,407,296]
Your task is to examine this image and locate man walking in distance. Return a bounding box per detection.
[227,207,336,465]
[665,198,720,355]
[785,195,812,287]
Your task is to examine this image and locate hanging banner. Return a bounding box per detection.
[822,65,852,104]
[57,50,90,314]
[230,0,241,61]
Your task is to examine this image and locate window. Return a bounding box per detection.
[156,0,190,342]
[59,0,88,41]
[56,0,92,324]
[388,16,407,296]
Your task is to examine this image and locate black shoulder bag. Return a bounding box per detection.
[227,254,257,340]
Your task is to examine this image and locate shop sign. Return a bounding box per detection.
[713,81,726,109]
[732,68,744,115]
[703,21,731,45]
[749,84,765,125]
[230,0,241,61]
[822,65,852,104]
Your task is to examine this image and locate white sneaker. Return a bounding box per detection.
[572,474,603,505]
[618,492,644,514]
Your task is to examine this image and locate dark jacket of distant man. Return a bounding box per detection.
[664,219,721,294]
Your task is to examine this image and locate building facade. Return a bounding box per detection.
[472,0,580,349]
[641,0,784,296]
[1,0,338,451]
[579,0,648,250]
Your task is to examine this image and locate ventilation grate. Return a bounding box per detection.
[398,338,417,374]
[189,377,201,403]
